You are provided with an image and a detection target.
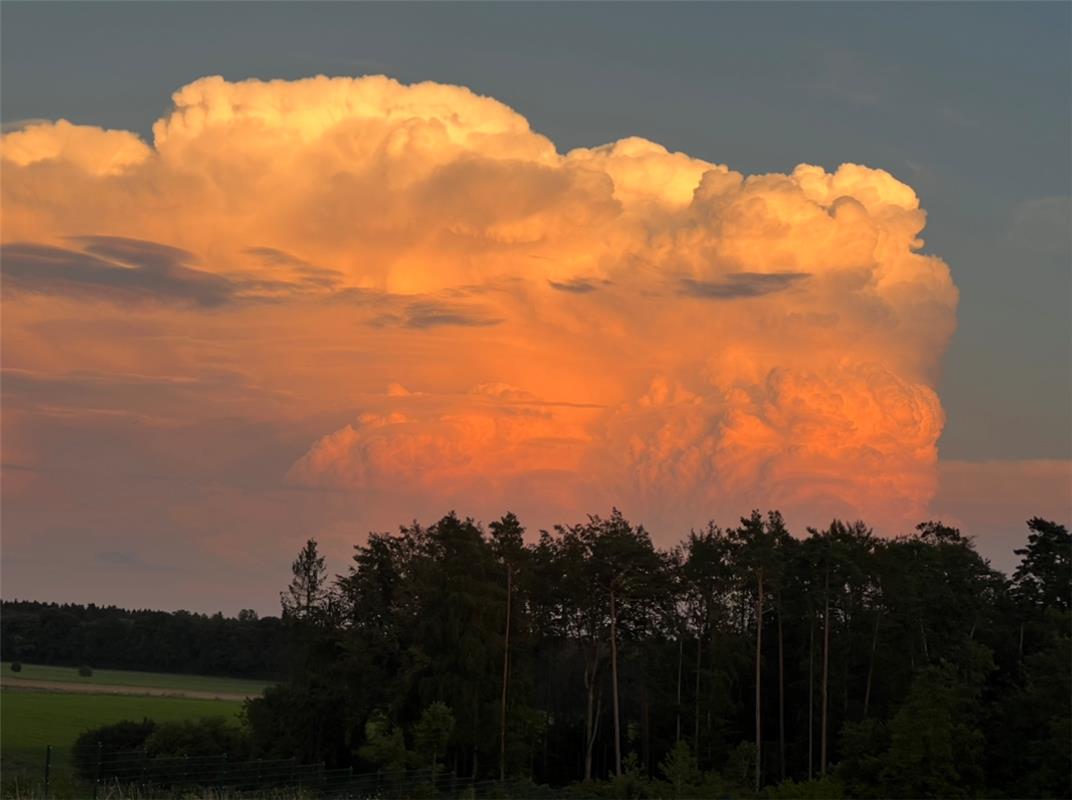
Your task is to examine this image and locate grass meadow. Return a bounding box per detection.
[1,665,257,798]
[1,663,271,696]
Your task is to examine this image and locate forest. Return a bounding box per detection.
[0,600,287,678]
[247,512,1069,798]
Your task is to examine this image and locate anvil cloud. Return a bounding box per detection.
[2,75,959,559]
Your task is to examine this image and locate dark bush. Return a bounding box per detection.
[78,664,93,677]
[73,719,157,781]
[9,662,22,672]
[146,717,250,760]
[72,717,250,786]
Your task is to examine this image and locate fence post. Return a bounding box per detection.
[43,745,52,799]
[92,740,102,800]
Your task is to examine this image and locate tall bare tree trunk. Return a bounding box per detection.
[807,610,814,781]
[585,694,601,780]
[583,653,601,781]
[473,695,480,779]
[693,630,703,753]
[610,588,622,778]
[675,634,683,742]
[755,569,764,795]
[863,612,880,718]
[707,623,717,743]
[821,568,830,777]
[919,618,929,662]
[842,601,853,718]
[777,596,785,782]
[499,566,512,781]
[641,682,651,776]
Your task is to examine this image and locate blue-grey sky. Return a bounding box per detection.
[1,2,1068,613]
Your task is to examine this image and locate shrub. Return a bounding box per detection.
[78,664,93,677]
[724,740,757,790]
[72,717,250,785]
[10,662,22,672]
[72,718,157,782]
[413,701,454,776]
[145,716,250,760]
[764,777,845,799]
[659,740,700,798]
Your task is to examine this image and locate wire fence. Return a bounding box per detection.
[3,744,570,799]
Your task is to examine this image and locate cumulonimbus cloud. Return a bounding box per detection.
[1,74,958,535]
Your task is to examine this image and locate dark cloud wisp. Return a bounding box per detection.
[1,239,234,307]
[548,278,599,294]
[679,271,810,300]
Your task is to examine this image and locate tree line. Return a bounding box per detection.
[242,511,1069,798]
[0,601,287,679]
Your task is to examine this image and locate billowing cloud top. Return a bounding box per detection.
[1,75,958,537]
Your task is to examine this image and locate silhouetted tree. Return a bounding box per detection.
[281,538,328,622]
[489,512,525,780]
[1013,518,1071,611]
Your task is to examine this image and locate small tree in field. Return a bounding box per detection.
[78,665,93,677]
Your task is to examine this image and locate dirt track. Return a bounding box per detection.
[0,678,256,701]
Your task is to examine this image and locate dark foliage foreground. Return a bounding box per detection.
[11,512,1070,799]
[247,512,1068,798]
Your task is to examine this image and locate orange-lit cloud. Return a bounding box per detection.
[2,74,960,546]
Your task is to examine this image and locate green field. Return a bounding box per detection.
[1,690,246,795]
[1,662,272,696]
[0,665,267,796]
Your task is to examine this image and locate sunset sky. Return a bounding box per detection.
[2,2,1069,614]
